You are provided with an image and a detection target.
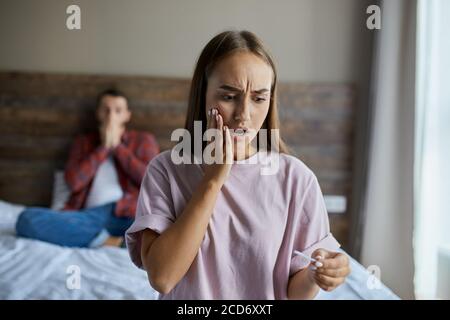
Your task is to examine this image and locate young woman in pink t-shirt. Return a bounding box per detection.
[126,30,350,299]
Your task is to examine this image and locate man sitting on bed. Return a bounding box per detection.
[15,89,160,247]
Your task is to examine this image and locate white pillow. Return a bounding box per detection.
[50,170,71,211]
[0,200,25,233]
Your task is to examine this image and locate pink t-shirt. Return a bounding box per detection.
[125,149,340,299]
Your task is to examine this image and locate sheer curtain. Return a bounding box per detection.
[360,0,416,299]
[414,0,450,300]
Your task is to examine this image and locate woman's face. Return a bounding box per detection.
[205,51,273,157]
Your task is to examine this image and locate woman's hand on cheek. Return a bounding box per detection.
[310,249,350,292]
[203,106,233,186]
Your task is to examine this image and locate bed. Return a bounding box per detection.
[0,72,399,300]
[0,200,398,300]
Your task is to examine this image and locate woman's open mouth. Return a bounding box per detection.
[229,127,251,140]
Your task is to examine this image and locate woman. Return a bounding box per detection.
[125,30,350,299]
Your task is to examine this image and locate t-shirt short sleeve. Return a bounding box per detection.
[289,174,341,276]
[125,156,176,269]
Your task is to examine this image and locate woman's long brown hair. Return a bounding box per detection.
[183,30,290,157]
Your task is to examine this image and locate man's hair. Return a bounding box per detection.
[96,88,128,108]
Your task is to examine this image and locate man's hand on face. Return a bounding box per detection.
[96,93,131,150]
[101,120,124,149]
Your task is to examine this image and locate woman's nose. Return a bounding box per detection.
[234,99,251,122]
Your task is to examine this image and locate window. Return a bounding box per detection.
[414,0,450,300]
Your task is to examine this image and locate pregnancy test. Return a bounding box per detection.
[293,250,323,268]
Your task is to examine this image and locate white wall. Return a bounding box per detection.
[0,0,373,84]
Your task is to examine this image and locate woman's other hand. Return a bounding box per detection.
[309,249,351,292]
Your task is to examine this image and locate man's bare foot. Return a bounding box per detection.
[102,236,124,247]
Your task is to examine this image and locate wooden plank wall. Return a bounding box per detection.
[0,72,355,248]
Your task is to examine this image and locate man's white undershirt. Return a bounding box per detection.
[85,155,124,208]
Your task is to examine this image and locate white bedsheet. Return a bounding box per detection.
[0,200,399,300]
[0,200,157,300]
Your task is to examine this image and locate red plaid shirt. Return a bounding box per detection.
[63,130,160,218]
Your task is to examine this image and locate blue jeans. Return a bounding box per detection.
[15,203,133,248]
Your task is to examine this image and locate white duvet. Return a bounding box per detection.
[0,200,399,300]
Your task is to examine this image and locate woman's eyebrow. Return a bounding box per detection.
[218,84,269,94]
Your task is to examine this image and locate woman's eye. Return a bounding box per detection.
[254,97,267,103]
[221,95,235,101]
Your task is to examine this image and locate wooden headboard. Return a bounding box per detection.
[0,72,355,248]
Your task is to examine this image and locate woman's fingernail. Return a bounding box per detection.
[310,265,317,271]
[315,261,323,268]
[316,256,323,260]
